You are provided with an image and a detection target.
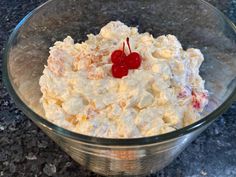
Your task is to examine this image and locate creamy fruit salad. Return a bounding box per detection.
[39,21,208,138]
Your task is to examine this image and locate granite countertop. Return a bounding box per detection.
[0,0,236,177]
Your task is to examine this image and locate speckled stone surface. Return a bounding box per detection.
[0,0,236,177]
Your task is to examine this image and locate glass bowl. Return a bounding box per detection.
[3,0,236,176]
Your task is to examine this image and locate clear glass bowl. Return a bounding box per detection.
[3,0,236,176]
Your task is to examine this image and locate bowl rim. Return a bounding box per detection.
[3,0,236,146]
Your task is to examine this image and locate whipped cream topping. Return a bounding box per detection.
[39,21,208,138]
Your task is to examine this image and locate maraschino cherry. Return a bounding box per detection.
[124,37,141,69]
[111,63,129,78]
[111,42,126,64]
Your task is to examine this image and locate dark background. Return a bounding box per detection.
[0,0,236,177]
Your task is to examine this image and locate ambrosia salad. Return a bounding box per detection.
[39,21,208,138]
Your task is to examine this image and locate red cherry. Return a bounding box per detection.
[111,50,126,64]
[111,42,126,64]
[125,37,142,69]
[111,63,129,78]
[124,52,142,69]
